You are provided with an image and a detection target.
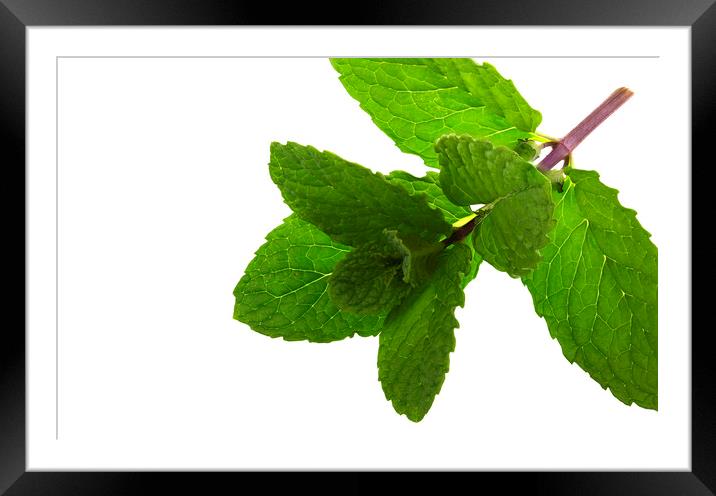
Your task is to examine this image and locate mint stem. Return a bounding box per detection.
[443,217,478,246]
[444,87,634,245]
[443,208,492,246]
[538,87,634,171]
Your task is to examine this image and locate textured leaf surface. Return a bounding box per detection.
[522,170,658,409]
[378,243,472,422]
[328,236,409,316]
[385,230,445,287]
[329,230,443,315]
[459,235,482,289]
[233,216,383,342]
[386,170,483,287]
[426,58,542,131]
[386,170,473,224]
[269,142,452,246]
[330,58,540,168]
[437,135,554,277]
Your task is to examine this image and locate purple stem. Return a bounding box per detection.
[538,87,634,171]
[442,216,478,246]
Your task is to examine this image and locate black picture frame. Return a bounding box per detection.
[3,1,713,494]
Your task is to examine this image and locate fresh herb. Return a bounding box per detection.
[233,59,658,420]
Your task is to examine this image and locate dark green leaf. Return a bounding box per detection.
[437,135,555,277]
[269,141,452,246]
[378,243,472,422]
[385,170,483,287]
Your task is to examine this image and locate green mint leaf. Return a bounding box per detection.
[383,230,444,287]
[328,230,443,315]
[513,139,541,161]
[385,170,473,224]
[385,170,483,287]
[233,215,383,342]
[327,235,409,316]
[378,243,472,422]
[426,58,542,132]
[436,135,555,277]
[330,58,540,168]
[522,170,658,409]
[458,234,482,289]
[269,141,452,246]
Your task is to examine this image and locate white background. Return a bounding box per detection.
[27,28,690,470]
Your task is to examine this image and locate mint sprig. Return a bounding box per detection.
[232,58,658,420]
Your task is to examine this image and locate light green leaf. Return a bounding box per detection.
[330,58,540,168]
[437,135,555,277]
[233,215,383,342]
[385,170,483,287]
[522,170,658,409]
[378,243,472,422]
[269,141,452,246]
[425,58,542,132]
